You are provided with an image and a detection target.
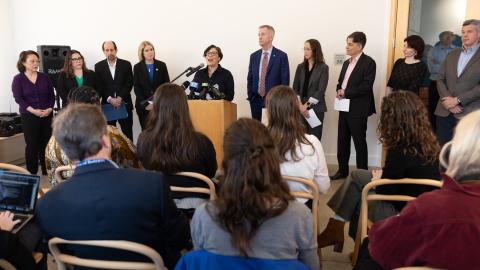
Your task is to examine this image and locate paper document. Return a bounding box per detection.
[334,98,350,112]
[304,109,322,128]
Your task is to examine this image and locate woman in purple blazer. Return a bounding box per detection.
[11,50,55,174]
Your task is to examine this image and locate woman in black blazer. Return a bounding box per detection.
[133,41,170,130]
[292,39,329,141]
[56,50,97,108]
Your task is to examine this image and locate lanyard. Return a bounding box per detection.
[76,159,118,168]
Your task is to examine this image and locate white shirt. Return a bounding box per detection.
[108,59,117,80]
[280,134,330,203]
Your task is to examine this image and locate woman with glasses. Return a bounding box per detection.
[292,39,329,141]
[133,41,170,130]
[12,50,55,175]
[56,50,97,107]
[192,45,234,101]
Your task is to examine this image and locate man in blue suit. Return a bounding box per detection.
[247,25,289,120]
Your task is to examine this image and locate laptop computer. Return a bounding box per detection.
[0,170,39,233]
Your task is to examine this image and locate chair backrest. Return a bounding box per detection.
[0,163,29,174]
[174,250,309,270]
[54,164,76,183]
[282,176,320,238]
[0,259,16,270]
[352,178,443,265]
[48,237,165,270]
[170,171,216,200]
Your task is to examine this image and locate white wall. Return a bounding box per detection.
[0,0,17,113]
[5,0,392,166]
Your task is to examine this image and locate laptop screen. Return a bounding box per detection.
[0,170,39,213]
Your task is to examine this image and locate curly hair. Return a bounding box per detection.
[378,91,440,164]
[210,118,293,257]
[266,85,313,162]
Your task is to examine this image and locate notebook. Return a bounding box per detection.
[102,102,129,122]
[0,170,40,233]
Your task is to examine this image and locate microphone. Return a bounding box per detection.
[185,63,205,77]
[181,81,190,90]
[188,81,199,99]
[209,84,226,100]
[199,83,209,100]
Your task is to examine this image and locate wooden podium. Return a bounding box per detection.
[188,100,237,167]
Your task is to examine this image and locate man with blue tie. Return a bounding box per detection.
[247,25,289,121]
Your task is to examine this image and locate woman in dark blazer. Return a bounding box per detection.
[133,41,170,130]
[56,50,97,108]
[292,39,329,141]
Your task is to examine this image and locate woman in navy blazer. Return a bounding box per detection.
[56,50,97,108]
[133,41,170,130]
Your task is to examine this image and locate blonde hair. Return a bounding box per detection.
[137,41,155,61]
[259,25,275,37]
[440,110,480,181]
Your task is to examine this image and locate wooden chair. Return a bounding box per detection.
[0,163,29,174]
[0,260,16,270]
[41,164,76,195]
[351,178,443,265]
[170,171,217,200]
[48,237,165,270]
[282,176,321,263]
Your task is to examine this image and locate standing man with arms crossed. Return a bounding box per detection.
[247,25,289,121]
[435,19,480,146]
[95,41,134,140]
[330,32,376,180]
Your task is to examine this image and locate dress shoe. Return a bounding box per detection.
[330,171,348,180]
[318,218,346,253]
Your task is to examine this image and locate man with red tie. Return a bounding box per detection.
[247,25,289,121]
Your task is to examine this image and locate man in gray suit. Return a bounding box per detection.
[435,19,480,145]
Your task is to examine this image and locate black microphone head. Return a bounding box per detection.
[198,63,205,69]
[189,81,199,91]
[181,81,190,89]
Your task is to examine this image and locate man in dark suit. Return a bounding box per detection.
[331,32,376,180]
[435,19,480,145]
[35,103,190,269]
[247,25,289,121]
[95,41,134,140]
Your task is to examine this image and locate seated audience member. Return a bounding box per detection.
[45,86,140,185]
[318,91,441,253]
[137,83,217,211]
[0,211,35,270]
[368,109,480,270]
[56,50,98,108]
[265,85,330,206]
[191,118,319,270]
[36,104,190,269]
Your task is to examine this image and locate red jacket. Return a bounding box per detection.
[369,175,480,270]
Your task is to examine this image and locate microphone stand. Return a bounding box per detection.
[170,67,191,83]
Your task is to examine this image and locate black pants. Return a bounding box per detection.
[428,81,439,131]
[108,109,133,141]
[436,114,459,146]
[249,94,264,121]
[136,107,149,131]
[337,112,368,174]
[21,113,52,174]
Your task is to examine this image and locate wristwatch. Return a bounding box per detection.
[457,97,462,105]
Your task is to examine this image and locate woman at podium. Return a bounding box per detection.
[192,45,234,101]
[56,50,97,108]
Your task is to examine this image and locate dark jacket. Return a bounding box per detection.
[133,59,170,108]
[35,161,190,269]
[192,65,235,101]
[56,69,98,107]
[94,58,134,110]
[293,62,329,113]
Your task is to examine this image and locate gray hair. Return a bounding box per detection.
[438,31,454,40]
[462,19,480,33]
[52,103,107,161]
[440,110,480,181]
[259,25,275,36]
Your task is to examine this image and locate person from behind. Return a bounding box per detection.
[133,41,170,130]
[368,109,480,270]
[36,103,190,269]
[191,118,319,270]
[0,211,35,270]
[192,44,235,101]
[266,85,330,207]
[292,38,329,141]
[56,49,98,108]
[318,91,441,253]
[45,86,140,185]
[137,83,217,211]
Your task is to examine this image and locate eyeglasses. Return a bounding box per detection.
[71,57,83,62]
[206,52,218,56]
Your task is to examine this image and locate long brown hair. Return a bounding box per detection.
[378,91,440,164]
[211,118,293,257]
[304,39,325,66]
[62,50,87,77]
[266,85,313,162]
[137,83,199,172]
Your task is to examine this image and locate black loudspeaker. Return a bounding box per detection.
[37,45,70,110]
